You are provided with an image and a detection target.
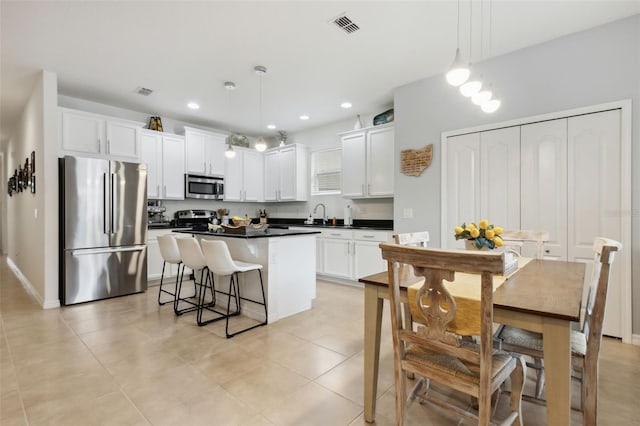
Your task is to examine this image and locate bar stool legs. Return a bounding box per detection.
[225,269,268,338]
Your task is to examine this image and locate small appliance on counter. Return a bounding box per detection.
[174,209,217,230]
[147,200,168,225]
[344,205,353,226]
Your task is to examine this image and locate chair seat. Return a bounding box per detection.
[405,343,516,386]
[498,326,586,358]
[233,260,263,273]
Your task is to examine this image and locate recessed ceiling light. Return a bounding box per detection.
[340,102,352,109]
[187,102,200,110]
[267,124,276,130]
[299,115,310,120]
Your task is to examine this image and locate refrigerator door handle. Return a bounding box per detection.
[70,245,146,256]
[103,173,110,235]
[111,173,117,234]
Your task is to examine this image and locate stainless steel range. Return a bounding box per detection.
[174,209,217,229]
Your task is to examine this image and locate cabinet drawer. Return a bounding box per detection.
[322,229,353,240]
[353,230,390,242]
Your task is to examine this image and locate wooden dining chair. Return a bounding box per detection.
[380,243,526,426]
[499,230,549,260]
[495,237,621,425]
[393,232,430,334]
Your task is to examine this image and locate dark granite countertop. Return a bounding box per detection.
[267,218,393,231]
[173,228,321,239]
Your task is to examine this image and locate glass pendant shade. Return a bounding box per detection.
[445,48,470,86]
[481,98,501,113]
[472,89,492,106]
[225,144,236,158]
[459,79,482,97]
[255,136,267,152]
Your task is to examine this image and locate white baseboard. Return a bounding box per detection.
[632,334,640,346]
[6,257,59,309]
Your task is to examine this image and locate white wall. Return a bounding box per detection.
[4,70,59,308]
[393,15,640,332]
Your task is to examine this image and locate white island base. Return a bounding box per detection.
[194,232,317,323]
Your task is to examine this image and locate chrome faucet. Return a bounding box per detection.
[313,203,327,225]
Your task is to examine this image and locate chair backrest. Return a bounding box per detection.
[200,240,238,276]
[500,230,549,259]
[393,231,430,247]
[157,235,181,264]
[379,243,506,388]
[175,237,207,270]
[582,237,621,359]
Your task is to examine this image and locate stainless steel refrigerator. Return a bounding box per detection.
[59,156,148,305]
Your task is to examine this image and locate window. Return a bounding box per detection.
[311,148,341,195]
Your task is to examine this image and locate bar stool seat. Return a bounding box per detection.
[200,239,267,338]
[174,237,209,316]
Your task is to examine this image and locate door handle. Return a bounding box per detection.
[107,139,111,153]
[97,139,101,153]
[103,173,109,234]
[157,185,160,196]
[163,185,167,198]
[110,173,117,234]
[70,245,146,256]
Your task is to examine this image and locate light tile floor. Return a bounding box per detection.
[1,258,639,425]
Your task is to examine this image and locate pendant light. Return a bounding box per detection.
[445,0,470,86]
[459,0,482,97]
[254,65,268,152]
[224,81,237,159]
[480,0,501,113]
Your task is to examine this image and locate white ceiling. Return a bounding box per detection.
[1,1,638,146]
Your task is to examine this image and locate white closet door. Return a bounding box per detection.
[480,127,521,232]
[568,109,622,337]
[445,133,480,249]
[521,119,568,260]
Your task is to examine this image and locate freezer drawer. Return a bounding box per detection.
[61,246,147,305]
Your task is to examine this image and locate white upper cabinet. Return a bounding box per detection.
[340,124,394,198]
[61,108,143,160]
[224,147,264,202]
[184,126,226,176]
[264,144,308,202]
[140,129,185,200]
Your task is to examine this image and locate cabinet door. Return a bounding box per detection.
[367,127,394,196]
[521,119,568,260]
[140,131,162,199]
[444,133,481,249]
[162,135,185,200]
[146,236,164,281]
[224,150,244,201]
[204,133,226,175]
[568,110,622,337]
[106,120,140,159]
[243,149,264,202]
[61,110,104,154]
[480,127,521,231]
[341,132,366,197]
[278,147,297,201]
[353,240,387,279]
[264,151,280,201]
[185,132,206,174]
[323,238,352,278]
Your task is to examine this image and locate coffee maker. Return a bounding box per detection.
[147,200,167,224]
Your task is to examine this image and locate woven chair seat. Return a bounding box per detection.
[405,343,515,385]
[499,326,587,358]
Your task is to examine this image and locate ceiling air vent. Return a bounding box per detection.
[331,14,360,34]
[135,87,153,96]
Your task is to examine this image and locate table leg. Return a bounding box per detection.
[364,285,384,423]
[542,317,571,426]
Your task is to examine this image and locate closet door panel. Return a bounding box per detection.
[480,126,521,232]
[445,133,480,248]
[568,109,622,337]
[521,119,568,260]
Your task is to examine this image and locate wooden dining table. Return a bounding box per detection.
[360,258,586,426]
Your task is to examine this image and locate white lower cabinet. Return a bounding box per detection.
[147,229,184,282]
[291,227,391,282]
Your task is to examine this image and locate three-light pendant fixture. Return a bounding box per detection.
[445,0,501,113]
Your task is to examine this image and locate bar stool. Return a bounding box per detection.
[157,235,188,305]
[174,237,209,316]
[200,239,267,338]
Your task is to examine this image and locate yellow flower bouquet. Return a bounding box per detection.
[454,219,504,250]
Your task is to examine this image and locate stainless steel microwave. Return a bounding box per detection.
[185,174,224,200]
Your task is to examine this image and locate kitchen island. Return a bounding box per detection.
[174,228,320,323]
